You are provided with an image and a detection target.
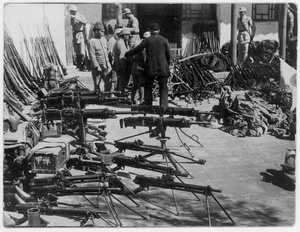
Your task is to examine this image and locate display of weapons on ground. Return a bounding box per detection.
[3,18,236,226]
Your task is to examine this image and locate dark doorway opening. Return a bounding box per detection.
[137,4,182,48]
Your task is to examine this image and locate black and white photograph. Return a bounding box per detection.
[2,0,298,229]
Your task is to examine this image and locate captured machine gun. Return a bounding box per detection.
[114,140,206,165]
[25,171,148,226]
[117,116,207,178]
[120,116,208,138]
[41,108,141,144]
[41,89,127,110]
[133,174,234,226]
[4,185,112,226]
[131,105,218,118]
[111,154,184,176]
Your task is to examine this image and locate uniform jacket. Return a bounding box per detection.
[71,13,87,42]
[127,15,139,34]
[87,37,111,70]
[237,16,253,44]
[125,33,171,76]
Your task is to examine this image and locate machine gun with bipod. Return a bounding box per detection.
[111,154,185,176]
[120,116,209,138]
[133,174,234,226]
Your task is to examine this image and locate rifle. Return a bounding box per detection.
[45,18,68,76]
[131,105,218,117]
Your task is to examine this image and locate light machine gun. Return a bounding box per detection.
[120,116,209,138]
[133,174,234,226]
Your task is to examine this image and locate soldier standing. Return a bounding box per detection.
[69,5,88,71]
[237,7,253,65]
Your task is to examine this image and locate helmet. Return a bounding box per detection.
[69,5,77,12]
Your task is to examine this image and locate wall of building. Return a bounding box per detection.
[217,3,279,48]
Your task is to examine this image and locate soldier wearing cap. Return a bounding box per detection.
[69,5,88,71]
[237,7,253,65]
[125,23,171,107]
[87,21,112,92]
[123,8,140,43]
[115,28,131,96]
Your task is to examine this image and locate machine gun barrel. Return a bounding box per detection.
[131,105,218,117]
[30,185,121,196]
[43,108,141,121]
[120,116,208,129]
[43,90,126,108]
[15,203,108,216]
[134,175,221,195]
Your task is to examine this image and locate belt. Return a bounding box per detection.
[74,30,83,33]
[239,30,247,32]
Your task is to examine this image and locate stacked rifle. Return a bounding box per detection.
[20,21,67,80]
[172,56,221,103]
[4,26,38,106]
[224,61,280,91]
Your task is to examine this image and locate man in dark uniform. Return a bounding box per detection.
[125,23,171,107]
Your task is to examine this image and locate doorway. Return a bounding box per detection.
[137,4,182,48]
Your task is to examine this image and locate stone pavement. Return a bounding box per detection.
[6,66,296,228]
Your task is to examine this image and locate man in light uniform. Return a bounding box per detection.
[70,5,88,71]
[237,7,253,65]
[87,22,111,92]
[123,8,140,43]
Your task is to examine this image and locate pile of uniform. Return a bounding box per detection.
[214,88,295,139]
